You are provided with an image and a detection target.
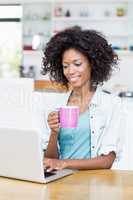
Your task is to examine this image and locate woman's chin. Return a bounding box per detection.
[70,82,81,88]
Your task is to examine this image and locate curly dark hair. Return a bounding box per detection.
[42,26,118,88]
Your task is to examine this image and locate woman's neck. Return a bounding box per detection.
[72,86,95,99]
[69,86,95,113]
[71,86,95,107]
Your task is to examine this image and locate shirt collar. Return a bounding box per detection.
[66,86,103,107]
[90,86,102,107]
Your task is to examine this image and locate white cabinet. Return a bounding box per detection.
[22,2,52,79]
[22,0,133,82]
[22,0,132,51]
[23,2,52,50]
[51,0,129,50]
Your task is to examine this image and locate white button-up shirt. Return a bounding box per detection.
[43,87,123,167]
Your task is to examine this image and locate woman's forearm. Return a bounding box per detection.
[44,131,59,159]
[64,152,116,170]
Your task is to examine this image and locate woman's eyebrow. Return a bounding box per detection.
[73,59,81,62]
[63,59,81,64]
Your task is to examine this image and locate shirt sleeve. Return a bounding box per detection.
[98,96,124,162]
[40,109,51,151]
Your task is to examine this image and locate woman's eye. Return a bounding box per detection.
[75,63,81,67]
[63,65,68,69]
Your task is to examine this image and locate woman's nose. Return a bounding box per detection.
[67,65,75,74]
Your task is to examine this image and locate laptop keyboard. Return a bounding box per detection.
[44,170,56,178]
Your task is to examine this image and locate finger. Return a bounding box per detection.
[48,113,59,118]
[54,166,61,170]
[49,111,57,115]
[50,116,59,122]
[50,124,60,130]
[48,122,60,127]
[43,158,50,165]
[48,117,59,125]
[48,123,60,129]
[48,112,59,118]
[48,117,59,124]
[48,119,59,125]
[44,161,54,172]
[46,167,54,172]
[44,164,51,170]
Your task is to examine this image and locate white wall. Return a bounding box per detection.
[104,52,133,91]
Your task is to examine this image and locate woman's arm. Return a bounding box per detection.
[44,131,59,158]
[64,151,115,169]
[44,151,116,171]
[44,111,60,159]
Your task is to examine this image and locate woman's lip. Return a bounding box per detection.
[68,76,80,82]
[68,75,80,79]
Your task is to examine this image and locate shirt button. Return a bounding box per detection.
[92,146,95,149]
[92,131,94,134]
[90,116,93,119]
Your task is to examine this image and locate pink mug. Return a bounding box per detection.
[59,106,79,128]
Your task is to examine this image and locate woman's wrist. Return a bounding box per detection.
[51,130,59,135]
[60,160,67,169]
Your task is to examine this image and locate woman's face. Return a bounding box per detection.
[62,48,91,89]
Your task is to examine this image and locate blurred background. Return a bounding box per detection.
[0,0,133,93]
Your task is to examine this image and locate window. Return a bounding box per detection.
[0,4,22,78]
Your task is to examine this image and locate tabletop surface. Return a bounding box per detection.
[1,169,133,200]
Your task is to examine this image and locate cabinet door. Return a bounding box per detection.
[23,3,51,51]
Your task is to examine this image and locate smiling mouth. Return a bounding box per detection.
[68,76,80,82]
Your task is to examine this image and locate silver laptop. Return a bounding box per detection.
[0,78,34,129]
[0,128,74,183]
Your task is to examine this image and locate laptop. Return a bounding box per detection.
[0,78,34,129]
[0,127,74,183]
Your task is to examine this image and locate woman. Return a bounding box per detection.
[42,26,122,171]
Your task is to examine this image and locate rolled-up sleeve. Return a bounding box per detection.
[97,96,123,161]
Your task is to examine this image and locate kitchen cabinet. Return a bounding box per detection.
[52,0,129,50]
[23,2,52,51]
[23,0,131,51]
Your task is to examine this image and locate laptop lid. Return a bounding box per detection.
[0,128,45,183]
[0,128,74,183]
[0,78,34,129]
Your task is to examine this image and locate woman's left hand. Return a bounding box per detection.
[43,158,66,172]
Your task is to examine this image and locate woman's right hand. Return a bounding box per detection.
[47,111,60,134]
